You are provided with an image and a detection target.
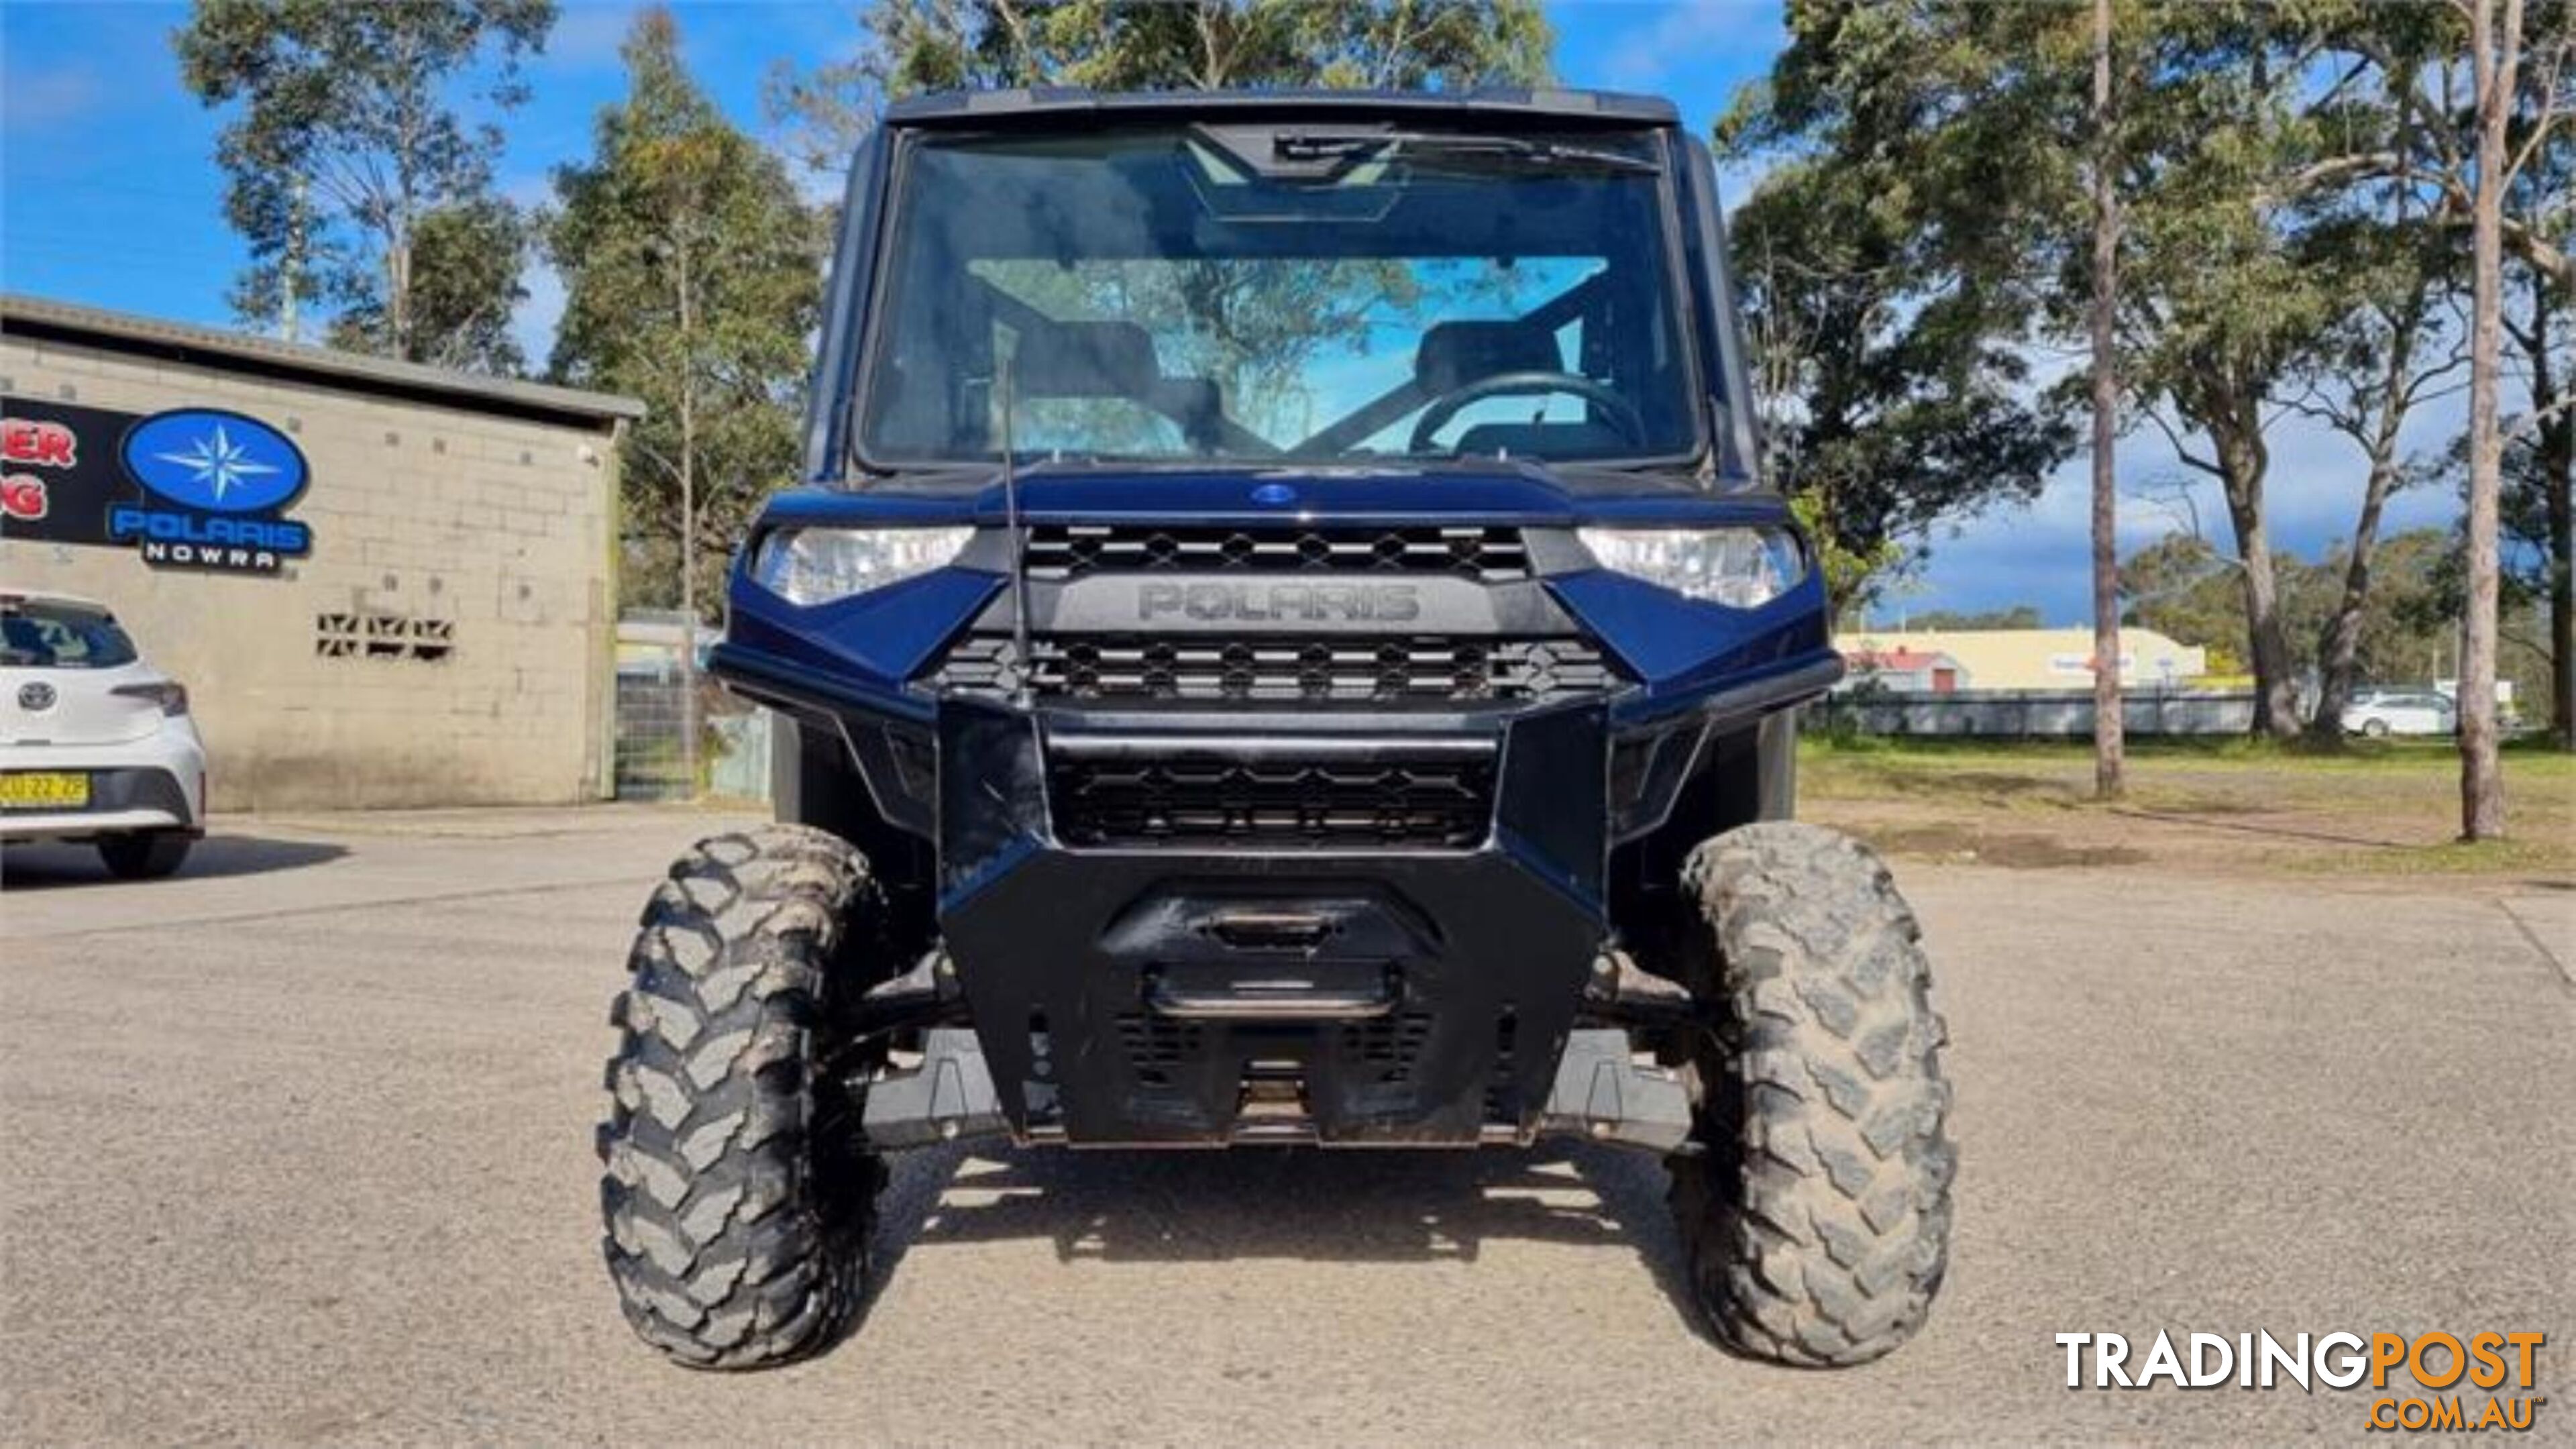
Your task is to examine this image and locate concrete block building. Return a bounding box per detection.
[1,294,643,810]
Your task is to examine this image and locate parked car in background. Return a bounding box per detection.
[0,591,205,877]
[2341,690,2455,738]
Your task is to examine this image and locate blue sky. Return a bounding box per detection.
[0,0,2461,623]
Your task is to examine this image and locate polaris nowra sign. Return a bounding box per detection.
[0,398,318,576]
[114,409,313,574]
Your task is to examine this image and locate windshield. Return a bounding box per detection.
[0,601,138,668]
[858,124,1703,468]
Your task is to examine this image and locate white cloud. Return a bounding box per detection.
[511,261,567,371]
[1,64,102,131]
[539,2,637,72]
[1595,0,1784,92]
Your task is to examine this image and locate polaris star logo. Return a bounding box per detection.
[122,409,308,514]
[1137,582,1420,623]
[108,407,315,574]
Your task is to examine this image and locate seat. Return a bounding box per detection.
[1014,319,1222,449]
[1014,320,1165,399]
[1413,320,1565,396]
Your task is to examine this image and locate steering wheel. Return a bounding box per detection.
[1407,370,1650,454]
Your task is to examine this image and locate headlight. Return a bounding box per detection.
[1577,526,1808,608]
[750,527,975,604]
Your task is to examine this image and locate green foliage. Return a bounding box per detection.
[1789,487,1904,612]
[767,0,1554,176]
[325,197,529,372]
[1904,605,2049,631]
[174,0,553,368]
[2113,8,2371,449]
[2118,525,2491,690]
[1718,1,2084,610]
[1723,1,2565,728]
[2118,532,2252,674]
[547,9,826,617]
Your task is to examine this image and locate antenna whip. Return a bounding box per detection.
[999,356,1037,708]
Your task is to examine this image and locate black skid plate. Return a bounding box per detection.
[933,696,1609,1146]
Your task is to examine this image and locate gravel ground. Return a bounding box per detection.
[2,808,2569,1446]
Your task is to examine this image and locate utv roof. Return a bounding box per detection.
[882,86,1680,129]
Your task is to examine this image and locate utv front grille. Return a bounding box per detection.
[1052,755,1496,848]
[1339,1012,1436,1085]
[1025,524,1530,582]
[1115,1013,1210,1088]
[932,635,1612,703]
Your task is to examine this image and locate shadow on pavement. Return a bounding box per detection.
[0,834,347,889]
[859,1140,1711,1342]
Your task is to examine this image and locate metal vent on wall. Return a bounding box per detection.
[315,613,454,663]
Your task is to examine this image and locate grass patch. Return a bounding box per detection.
[1799,730,2574,879]
[1803,732,2575,775]
[2280,836,2576,877]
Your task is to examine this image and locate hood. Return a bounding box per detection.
[762,460,1785,533]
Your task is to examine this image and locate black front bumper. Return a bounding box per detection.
[933,696,1611,1146]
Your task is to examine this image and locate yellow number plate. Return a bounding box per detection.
[0,772,90,809]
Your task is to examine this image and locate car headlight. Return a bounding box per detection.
[1577,526,1809,608]
[750,527,975,605]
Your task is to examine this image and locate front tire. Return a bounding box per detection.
[98,831,191,879]
[598,825,885,1368]
[1669,822,1954,1366]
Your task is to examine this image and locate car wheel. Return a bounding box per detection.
[97,832,192,879]
[2360,718,2390,739]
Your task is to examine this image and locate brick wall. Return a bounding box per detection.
[1,333,621,810]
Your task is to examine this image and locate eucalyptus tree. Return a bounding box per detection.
[767,0,1553,178]
[548,8,827,790]
[1714,1,2084,612]
[174,0,554,368]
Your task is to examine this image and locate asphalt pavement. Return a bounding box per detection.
[2,808,2569,1445]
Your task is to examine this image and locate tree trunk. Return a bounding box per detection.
[2458,0,2518,839]
[2089,0,2124,798]
[2526,277,2575,751]
[282,175,307,344]
[2307,315,2422,746]
[676,237,700,802]
[2308,449,2400,745]
[387,233,413,359]
[2547,405,2574,753]
[2213,423,2299,738]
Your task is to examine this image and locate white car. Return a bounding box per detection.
[2341,690,2455,739]
[1,590,206,877]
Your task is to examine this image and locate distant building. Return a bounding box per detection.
[1843,645,1967,694]
[1834,626,2208,692]
[3,293,643,810]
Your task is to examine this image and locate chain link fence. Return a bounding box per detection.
[614,612,771,802]
[1809,686,2260,738]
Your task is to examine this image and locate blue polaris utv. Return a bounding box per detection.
[599,87,1952,1371]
